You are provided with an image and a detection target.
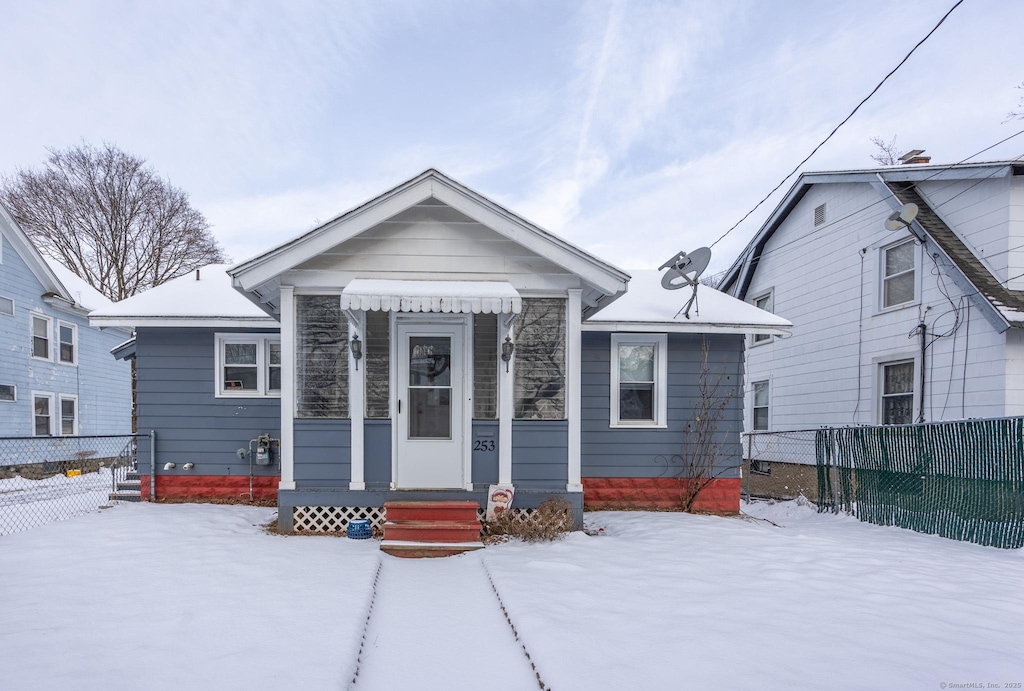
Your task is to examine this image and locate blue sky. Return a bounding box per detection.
[2,1,1022,274]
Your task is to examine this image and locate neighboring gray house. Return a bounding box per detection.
[721,158,1024,439]
[0,203,132,438]
[91,170,789,530]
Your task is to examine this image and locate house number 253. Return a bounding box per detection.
[473,439,495,452]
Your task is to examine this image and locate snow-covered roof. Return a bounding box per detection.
[42,258,113,312]
[89,264,277,328]
[583,270,792,335]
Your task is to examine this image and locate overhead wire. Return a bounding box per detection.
[708,0,966,249]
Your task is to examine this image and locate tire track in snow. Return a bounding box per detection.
[350,552,540,689]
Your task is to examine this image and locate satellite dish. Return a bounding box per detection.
[884,203,919,232]
[659,247,712,319]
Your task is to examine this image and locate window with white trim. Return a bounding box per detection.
[882,239,916,308]
[215,334,282,397]
[0,295,13,317]
[880,360,915,425]
[610,333,668,428]
[59,395,78,435]
[31,314,51,360]
[0,384,15,402]
[296,295,349,418]
[514,298,566,420]
[33,393,54,436]
[58,321,77,364]
[752,380,769,431]
[751,291,774,344]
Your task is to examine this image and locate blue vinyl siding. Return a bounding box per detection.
[512,420,568,488]
[135,328,280,477]
[0,232,131,436]
[581,332,744,479]
[294,419,350,487]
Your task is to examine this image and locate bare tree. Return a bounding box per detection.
[1,142,225,300]
[870,135,907,166]
[1007,81,1024,121]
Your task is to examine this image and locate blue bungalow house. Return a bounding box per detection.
[90,170,789,531]
[0,203,132,439]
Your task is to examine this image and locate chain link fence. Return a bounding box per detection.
[0,434,143,536]
[742,430,819,502]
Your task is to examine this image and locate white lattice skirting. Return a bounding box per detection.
[292,506,386,533]
[290,505,547,535]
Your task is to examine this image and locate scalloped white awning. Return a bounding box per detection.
[339,279,522,314]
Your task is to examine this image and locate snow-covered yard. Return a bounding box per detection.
[1,501,1021,690]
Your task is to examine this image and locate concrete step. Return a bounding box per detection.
[383,520,482,543]
[384,500,480,523]
[117,480,141,491]
[109,491,142,503]
[380,540,485,558]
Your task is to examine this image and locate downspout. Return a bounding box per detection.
[150,429,156,501]
[918,322,927,423]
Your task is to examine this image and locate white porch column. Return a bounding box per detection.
[279,286,296,491]
[498,313,514,484]
[566,289,583,492]
[349,311,365,490]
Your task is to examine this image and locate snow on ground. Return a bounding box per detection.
[0,467,115,535]
[484,500,1024,691]
[0,503,380,690]
[2,500,1022,691]
[353,554,538,689]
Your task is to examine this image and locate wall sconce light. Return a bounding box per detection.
[350,334,363,370]
[501,336,515,373]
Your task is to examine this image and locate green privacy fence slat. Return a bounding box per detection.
[815,418,1024,549]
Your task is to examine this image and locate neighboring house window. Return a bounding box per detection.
[881,360,915,425]
[753,380,769,431]
[751,291,774,344]
[33,393,54,436]
[296,295,349,418]
[58,321,77,364]
[0,295,13,316]
[31,314,51,360]
[882,239,916,308]
[59,395,78,435]
[215,334,281,397]
[0,384,15,402]
[610,334,668,427]
[514,298,566,420]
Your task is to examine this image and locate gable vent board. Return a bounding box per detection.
[814,203,826,227]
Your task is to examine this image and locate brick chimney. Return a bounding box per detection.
[900,149,931,165]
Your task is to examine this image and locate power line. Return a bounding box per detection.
[709,0,966,249]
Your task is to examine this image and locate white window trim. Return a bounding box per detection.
[751,379,770,432]
[30,313,53,362]
[214,333,282,398]
[57,320,78,366]
[873,355,920,425]
[58,394,79,436]
[32,391,55,437]
[610,333,668,429]
[878,237,921,313]
[749,289,775,346]
[0,383,16,402]
[0,295,13,317]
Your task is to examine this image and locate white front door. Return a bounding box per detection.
[394,320,466,488]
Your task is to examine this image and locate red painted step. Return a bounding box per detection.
[383,520,482,543]
[384,500,480,523]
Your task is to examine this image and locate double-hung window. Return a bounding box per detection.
[58,321,77,364]
[0,384,15,402]
[880,360,915,425]
[33,393,54,436]
[31,314,51,360]
[59,395,78,435]
[610,334,668,428]
[751,291,774,344]
[752,380,769,431]
[0,295,13,317]
[882,240,916,308]
[215,334,282,397]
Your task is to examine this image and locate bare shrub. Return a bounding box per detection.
[485,496,573,542]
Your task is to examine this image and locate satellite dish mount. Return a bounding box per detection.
[884,203,919,232]
[658,247,712,319]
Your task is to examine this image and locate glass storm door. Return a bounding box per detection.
[395,321,465,488]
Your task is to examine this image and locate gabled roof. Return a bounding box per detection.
[720,160,1022,330]
[228,169,630,316]
[89,264,276,328]
[0,201,76,308]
